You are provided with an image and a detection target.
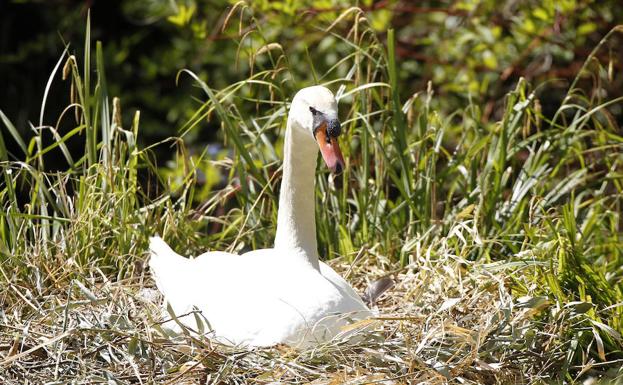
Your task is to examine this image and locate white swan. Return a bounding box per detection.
[149,86,371,347]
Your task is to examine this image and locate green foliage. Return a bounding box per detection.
[3,0,622,143]
[0,18,196,283]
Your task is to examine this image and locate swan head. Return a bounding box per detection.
[290,86,345,174]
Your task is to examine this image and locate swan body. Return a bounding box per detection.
[149,86,371,347]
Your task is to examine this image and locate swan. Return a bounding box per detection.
[149,86,371,347]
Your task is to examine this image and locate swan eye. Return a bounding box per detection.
[310,107,324,138]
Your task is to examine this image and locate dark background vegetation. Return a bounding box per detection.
[2,0,622,162]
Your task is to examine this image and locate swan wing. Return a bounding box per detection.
[148,237,237,332]
[318,261,371,314]
[149,238,371,346]
[149,240,307,345]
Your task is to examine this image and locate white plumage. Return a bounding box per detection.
[149,86,371,347]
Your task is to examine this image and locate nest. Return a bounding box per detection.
[1,241,553,385]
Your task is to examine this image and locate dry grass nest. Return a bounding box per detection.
[0,244,563,384]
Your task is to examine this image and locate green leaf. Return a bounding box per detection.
[578,23,597,36]
[482,50,498,69]
[167,4,196,26]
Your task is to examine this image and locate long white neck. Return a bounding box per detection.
[274,117,320,270]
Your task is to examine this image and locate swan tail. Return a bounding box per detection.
[149,237,186,280]
[148,236,195,316]
[149,236,177,258]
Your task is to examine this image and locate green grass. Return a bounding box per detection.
[1,9,622,384]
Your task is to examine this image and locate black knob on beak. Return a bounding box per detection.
[327,119,341,138]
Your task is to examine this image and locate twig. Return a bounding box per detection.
[0,330,73,367]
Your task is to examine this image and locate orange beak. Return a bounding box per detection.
[315,126,345,175]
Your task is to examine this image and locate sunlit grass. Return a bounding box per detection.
[0,8,622,384]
